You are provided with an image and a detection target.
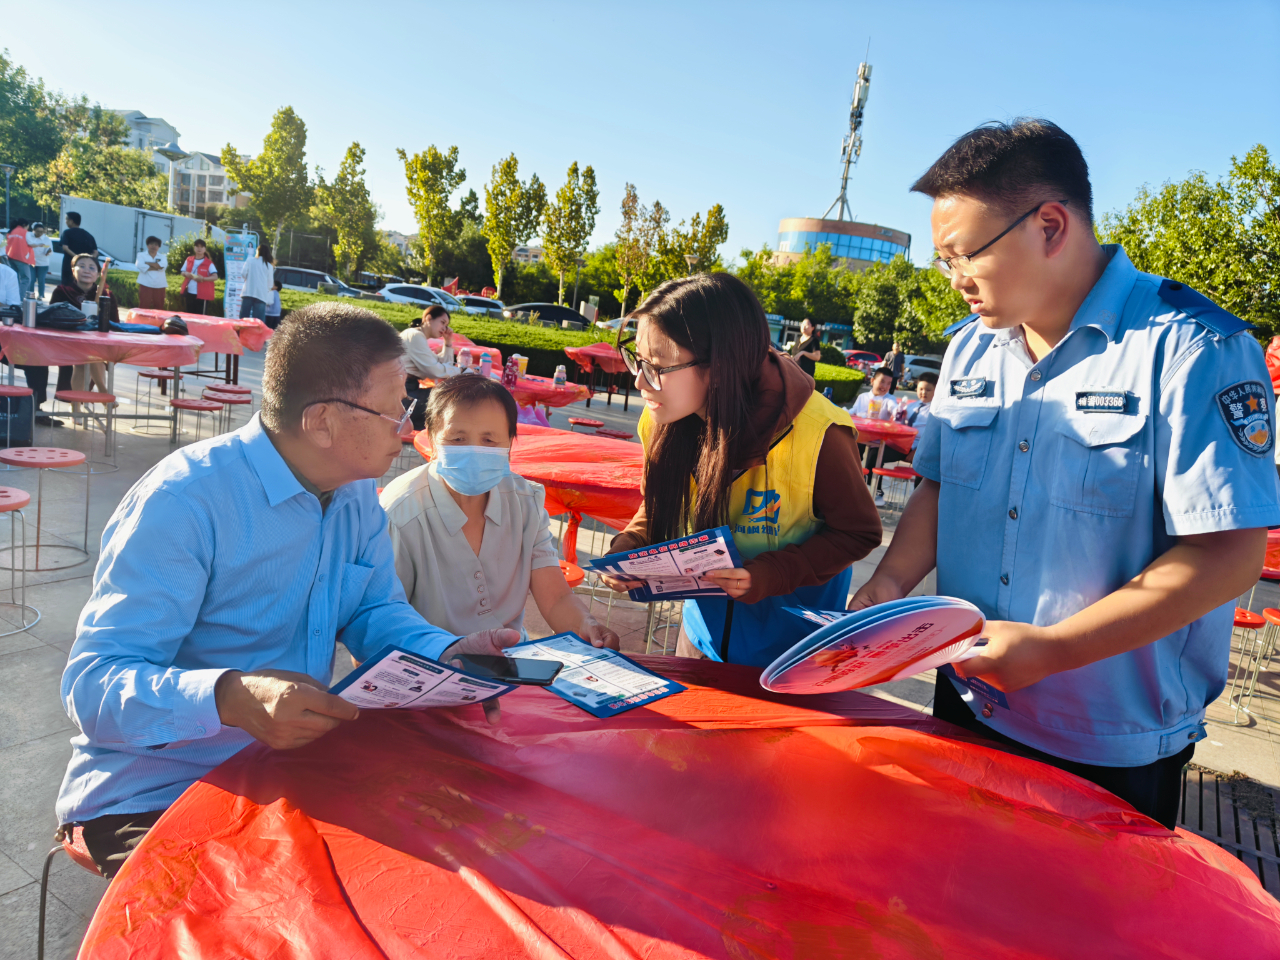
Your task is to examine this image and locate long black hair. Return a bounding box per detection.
[619,272,771,543]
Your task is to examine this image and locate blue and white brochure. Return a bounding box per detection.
[586,525,743,602]
[508,632,686,717]
[331,645,515,709]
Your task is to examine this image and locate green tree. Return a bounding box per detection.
[30,137,168,213]
[614,183,647,316]
[1098,144,1280,339]
[0,51,61,185]
[541,162,600,304]
[662,203,730,277]
[635,198,671,298]
[397,144,465,286]
[222,107,312,247]
[314,142,379,280]
[481,153,546,299]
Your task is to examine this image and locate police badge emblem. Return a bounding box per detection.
[1216,380,1274,456]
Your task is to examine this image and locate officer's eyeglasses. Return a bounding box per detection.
[308,397,417,435]
[619,337,706,392]
[931,200,1068,278]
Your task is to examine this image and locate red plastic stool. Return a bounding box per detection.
[0,486,38,636]
[560,559,585,588]
[135,368,179,406]
[39,825,104,959]
[0,384,34,462]
[210,383,251,394]
[872,465,918,513]
[0,447,90,571]
[1224,607,1280,726]
[568,417,604,432]
[1235,608,1265,629]
[596,427,633,440]
[53,390,118,471]
[171,397,223,444]
[203,389,253,432]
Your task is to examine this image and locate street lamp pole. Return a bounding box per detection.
[0,164,14,231]
[572,256,586,311]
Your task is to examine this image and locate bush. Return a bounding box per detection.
[819,343,846,366]
[813,363,863,405]
[108,270,226,316]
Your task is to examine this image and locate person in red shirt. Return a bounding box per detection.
[4,218,35,301]
[180,239,218,314]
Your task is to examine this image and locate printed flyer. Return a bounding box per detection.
[586,526,744,602]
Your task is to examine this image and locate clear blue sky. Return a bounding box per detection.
[4,0,1278,265]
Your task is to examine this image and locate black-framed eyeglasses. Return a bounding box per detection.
[307,397,416,434]
[931,200,1068,278]
[619,337,706,391]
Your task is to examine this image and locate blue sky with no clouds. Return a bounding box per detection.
[4,0,1277,264]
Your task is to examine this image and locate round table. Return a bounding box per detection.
[849,415,918,478]
[0,326,203,441]
[76,657,1280,958]
[564,342,632,411]
[415,423,640,562]
[418,373,591,411]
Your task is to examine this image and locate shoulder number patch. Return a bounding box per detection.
[949,377,987,399]
[1216,380,1273,457]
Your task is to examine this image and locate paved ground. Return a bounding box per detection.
[2,352,1278,956]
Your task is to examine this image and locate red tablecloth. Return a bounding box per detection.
[415,424,641,561]
[564,341,629,375]
[420,373,591,410]
[850,414,918,455]
[428,335,502,372]
[79,656,1280,959]
[0,326,202,368]
[126,309,272,353]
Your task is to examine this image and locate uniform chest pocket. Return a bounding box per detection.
[336,561,375,627]
[936,401,1000,490]
[1050,413,1148,518]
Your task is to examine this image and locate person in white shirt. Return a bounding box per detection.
[847,367,900,421]
[238,242,275,321]
[134,236,169,310]
[400,305,459,431]
[0,261,19,306]
[27,223,52,300]
[381,374,619,648]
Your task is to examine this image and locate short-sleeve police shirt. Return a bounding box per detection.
[915,245,1280,766]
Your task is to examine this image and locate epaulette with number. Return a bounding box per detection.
[1157,279,1252,340]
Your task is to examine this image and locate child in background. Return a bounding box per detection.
[380,375,619,649]
[265,279,283,329]
[847,366,900,420]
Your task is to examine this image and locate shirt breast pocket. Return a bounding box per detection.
[1050,413,1148,517]
[336,561,375,627]
[936,401,1000,490]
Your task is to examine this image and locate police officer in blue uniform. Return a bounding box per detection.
[852,120,1280,828]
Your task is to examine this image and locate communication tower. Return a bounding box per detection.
[822,60,872,221]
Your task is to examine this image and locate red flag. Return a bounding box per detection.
[443,277,459,295]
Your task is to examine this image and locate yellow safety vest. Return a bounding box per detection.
[637,391,851,559]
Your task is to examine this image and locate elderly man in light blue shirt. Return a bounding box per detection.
[56,302,518,877]
[854,120,1279,828]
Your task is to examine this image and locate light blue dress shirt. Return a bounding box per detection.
[56,414,459,824]
[915,246,1280,767]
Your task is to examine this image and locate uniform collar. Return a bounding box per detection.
[426,462,504,536]
[1066,244,1136,342]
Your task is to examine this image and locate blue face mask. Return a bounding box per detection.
[434,444,512,495]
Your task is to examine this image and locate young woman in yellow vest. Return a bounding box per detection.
[602,273,882,666]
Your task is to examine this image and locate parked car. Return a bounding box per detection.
[843,349,882,374]
[901,354,943,389]
[458,295,504,314]
[275,266,362,298]
[502,302,585,326]
[379,283,450,307]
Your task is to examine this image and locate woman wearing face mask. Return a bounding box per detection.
[400,305,459,432]
[601,273,882,667]
[380,374,620,649]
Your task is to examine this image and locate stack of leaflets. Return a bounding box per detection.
[760,596,986,694]
[585,526,743,602]
[507,633,685,717]
[332,646,515,709]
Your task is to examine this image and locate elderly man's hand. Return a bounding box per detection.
[215,669,360,750]
[442,628,522,725]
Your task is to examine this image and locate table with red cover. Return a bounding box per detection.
[0,326,201,369]
[79,656,1280,959]
[126,309,272,354]
[564,341,629,376]
[850,415,918,467]
[415,424,641,562]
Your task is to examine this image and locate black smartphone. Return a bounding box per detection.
[456,654,562,686]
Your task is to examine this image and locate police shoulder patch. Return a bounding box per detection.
[1216,380,1273,456]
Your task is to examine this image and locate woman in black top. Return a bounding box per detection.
[789,318,822,379]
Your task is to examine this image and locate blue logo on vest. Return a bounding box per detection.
[1216,380,1273,457]
[741,489,780,523]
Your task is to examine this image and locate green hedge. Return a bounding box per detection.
[108,270,226,316]
[813,363,864,404]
